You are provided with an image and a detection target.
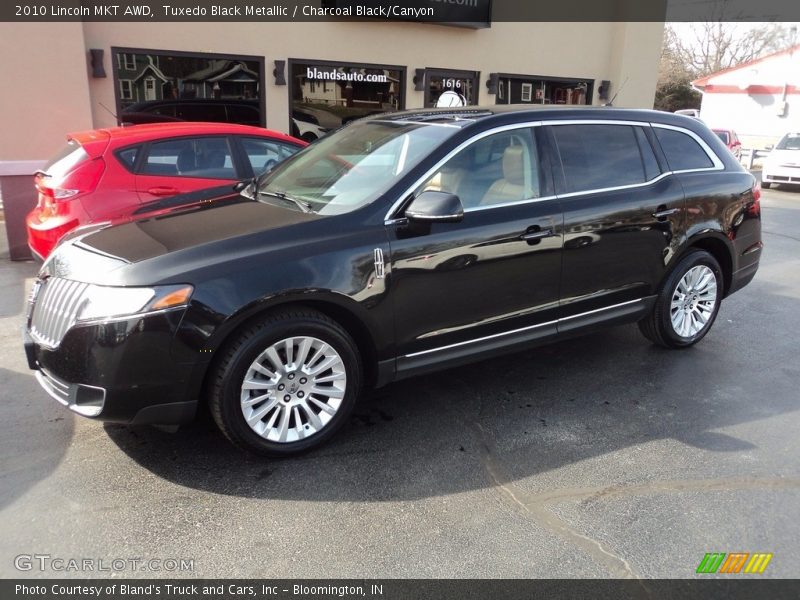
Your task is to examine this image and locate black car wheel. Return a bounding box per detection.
[639,249,724,348]
[761,181,772,189]
[208,308,362,456]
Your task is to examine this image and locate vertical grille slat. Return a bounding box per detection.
[59,281,87,342]
[30,277,88,348]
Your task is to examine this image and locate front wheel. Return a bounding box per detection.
[639,249,724,348]
[761,181,772,189]
[208,309,362,456]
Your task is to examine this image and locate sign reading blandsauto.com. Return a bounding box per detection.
[305,67,389,84]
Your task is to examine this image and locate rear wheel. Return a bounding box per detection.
[639,249,723,348]
[208,309,362,456]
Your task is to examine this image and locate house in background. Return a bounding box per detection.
[693,45,800,149]
[116,53,173,108]
[182,60,260,100]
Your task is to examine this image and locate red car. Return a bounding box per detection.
[27,122,306,258]
[712,128,742,160]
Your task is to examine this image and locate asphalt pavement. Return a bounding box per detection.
[1,186,798,579]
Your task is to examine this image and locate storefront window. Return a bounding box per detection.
[111,48,264,126]
[289,60,405,143]
[424,69,479,108]
[496,75,592,106]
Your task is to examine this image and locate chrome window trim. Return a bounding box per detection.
[403,298,644,359]
[383,118,726,223]
[556,170,673,200]
[463,194,559,212]
[650,123,725,172]
[545,119,652,127]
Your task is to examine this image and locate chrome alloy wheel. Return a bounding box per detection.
[240,336,347,443]
[669,265,718,338]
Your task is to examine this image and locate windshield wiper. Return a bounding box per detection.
[258,190,313,213]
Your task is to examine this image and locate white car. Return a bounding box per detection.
[762,132,800,188]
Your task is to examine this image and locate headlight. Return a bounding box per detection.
[75,284,193,322]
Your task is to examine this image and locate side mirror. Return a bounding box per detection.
[405,191,464,223]
[765,144,774,152]
[234,180,249,192]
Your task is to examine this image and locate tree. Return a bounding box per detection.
[655,28,701,112]
[669,22,797,77]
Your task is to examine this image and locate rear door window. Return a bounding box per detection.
[142,137,237,178]
[551,124,648,193]
[654,127,715,171]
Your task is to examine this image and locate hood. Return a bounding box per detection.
[765,148,800,167]
[43,195,321,284]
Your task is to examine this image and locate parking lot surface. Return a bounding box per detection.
[1,186,798,579]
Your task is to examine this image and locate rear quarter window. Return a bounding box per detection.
[115,146,140,172]
[654,128,715,171]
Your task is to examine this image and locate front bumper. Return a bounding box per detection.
[23,308,199,425]
[762,164,800,185]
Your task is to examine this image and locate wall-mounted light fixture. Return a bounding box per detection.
[273,60,286,86]
[598,80,611,100]
[413,69,426,92]
[486,73,499,95]
[89,49,106,78]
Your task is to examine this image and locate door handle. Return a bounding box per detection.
[147,186,180,197]
[652,207,679,219]
[520,228,555,243]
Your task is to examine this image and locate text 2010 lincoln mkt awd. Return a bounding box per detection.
[23,106,762,455]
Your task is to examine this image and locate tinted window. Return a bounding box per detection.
[227,104,261,126]
[552,124,646,193]
[175,103,227,122]
[654,128,714,171]
[142,137,236,178]
[241,137,301,175]
[714,131,729,145]
[634,127,661,181]
[147,105,176,117]
[116,146,140,172]
[421,128,540,209]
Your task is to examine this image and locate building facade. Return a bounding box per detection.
[693,45,800,148]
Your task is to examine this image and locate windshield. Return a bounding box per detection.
[256,120,459,215]
[775,133,800,150]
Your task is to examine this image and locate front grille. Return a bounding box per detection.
[30,277,89,348]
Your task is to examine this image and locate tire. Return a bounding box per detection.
[638,249,724,349]
[761,181,772,189]
[208,308,362,456]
